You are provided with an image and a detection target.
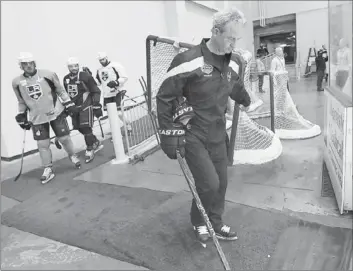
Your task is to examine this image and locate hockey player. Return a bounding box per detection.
[63,57,104,163]
[271,47,290,92]
[12,52,80,184]
[270,47,286,72]
[156,7,251,244]
[256,54,266,93]
[95,52,132,134]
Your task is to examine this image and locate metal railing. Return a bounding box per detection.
[120,77,159,159]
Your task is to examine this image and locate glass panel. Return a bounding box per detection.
[328,1,352,100]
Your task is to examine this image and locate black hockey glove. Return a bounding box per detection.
[92,103,103,118]
[107,80,119,88]
[173,98,194,126]
[63,101,79,116]
[15,113,32,130]
[82,66,92,75]
[159,124,185,160]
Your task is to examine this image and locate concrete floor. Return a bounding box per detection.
[1,193,147,270]
[1,76,352,269]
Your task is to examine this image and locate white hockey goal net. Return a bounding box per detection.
[146,35,282,165]
[247,54,321,139]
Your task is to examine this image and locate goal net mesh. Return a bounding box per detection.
[270,71,321,139]
[248,54,321,139]
[147,36,282,165]
[227,49,282,164]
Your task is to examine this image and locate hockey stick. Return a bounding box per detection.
[176,151,231,271]
[98,117,104,138]
[14,129,27,182]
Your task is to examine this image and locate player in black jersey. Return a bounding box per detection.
[63,57,104,163]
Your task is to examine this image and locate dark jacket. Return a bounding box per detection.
[156,38,251,144]
[315,55,328,71]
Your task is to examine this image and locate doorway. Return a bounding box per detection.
[261,32,297,64]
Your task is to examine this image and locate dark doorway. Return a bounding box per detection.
[261,32,297,64]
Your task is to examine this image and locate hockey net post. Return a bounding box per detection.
[145,35,243,162]
[258,70,275,133]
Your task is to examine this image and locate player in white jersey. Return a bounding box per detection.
[95,52,132,134]
[12,53,81,184]
[270,47,286,72]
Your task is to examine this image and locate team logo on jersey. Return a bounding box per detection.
[26,84,43,101]
[227,71,231,82]
[101,71,109,81]
[67,84,78,98]
[201,63,213,76]
[66,78,70,84]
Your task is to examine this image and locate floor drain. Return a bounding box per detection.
[321,162,335,198]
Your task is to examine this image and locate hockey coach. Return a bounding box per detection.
[156,7,251,244]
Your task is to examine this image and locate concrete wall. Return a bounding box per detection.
[1,1,168,158]
[253,1,329,20]
[296,8,329,74]
[1,0,254,159]
[179,1,216,44]
[228,1,255,55]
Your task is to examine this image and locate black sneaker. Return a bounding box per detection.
[215,225,238,241]
[193,225,209,243]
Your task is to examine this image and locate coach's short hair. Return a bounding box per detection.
[212,7,246,33]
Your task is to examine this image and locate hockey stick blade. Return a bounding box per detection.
[176,151,231,271]
[14,130,27,182]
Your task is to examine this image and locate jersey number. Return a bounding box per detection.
[26,84,43,101]
[67,84,78,98]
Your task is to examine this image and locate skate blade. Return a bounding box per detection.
[41,174,55,184]
[94,145,104,153]
[196,240,207,248]
[85,158,93,163]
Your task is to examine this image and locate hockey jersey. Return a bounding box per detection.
[12,69,71,125]
[96,61,128,98]
[270,56,286,72]
[63,71,101,107]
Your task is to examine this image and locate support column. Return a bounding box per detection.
[106,102,129,165]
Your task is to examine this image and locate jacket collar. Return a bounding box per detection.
[23,69,38,78]
[200,38,232,71]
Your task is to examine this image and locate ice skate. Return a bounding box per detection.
[85,141,104,163]
[193,225,209,247]
[70,154,81,169]
[40,167,55,184]
[215,225,238,241]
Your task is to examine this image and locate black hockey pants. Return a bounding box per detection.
[79,127,98,151]
[185,131,228,231]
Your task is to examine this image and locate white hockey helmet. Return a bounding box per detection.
[97,52,108,60]
[67,57,80,66]
[18,52,35,64]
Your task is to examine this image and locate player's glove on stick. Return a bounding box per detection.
[82,66,92,75]
[92,103,103,118]
[63,101,79,116]
[159,124,185,160]
[107,80,119,88]
[15,113,32,130]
